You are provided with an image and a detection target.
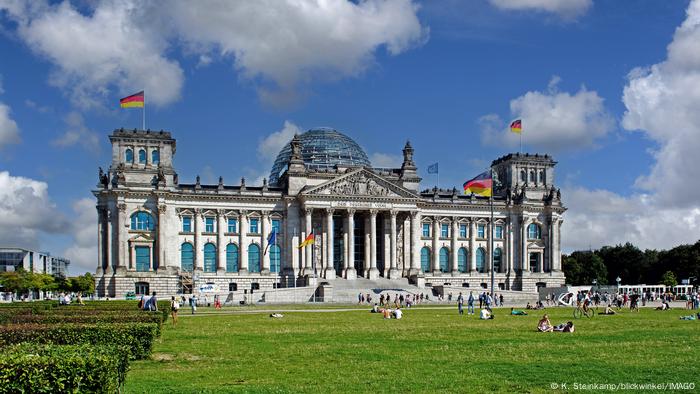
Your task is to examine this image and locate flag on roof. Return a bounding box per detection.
[463,171,492,197]
[510,119,522,134]
[120,91,144,108]
[427,162,439,174]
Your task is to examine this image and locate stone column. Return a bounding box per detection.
[239,211,249,273]
[521,217,528,273]
[217,210,226,273]
[506,219,513,273]
[105,210,113,274]
[324,208,335,279]
[262,211,271,274]
[149,244,154,271]
[96,207,104,274]
[388,210,400,279]
[345,209,356,279]
[117,203,127,272]
[194,209,203,272]
[552,218,561,271]
[485,220,492,273]
[364,216,371,277]
[451,217,459,275]
[410,211,421,275]
[304,208,313,276]
[432,218,440,274]
[129,243,135,271]
[157,204,166,271]
[368,210,379,279]
[469,219,476,272]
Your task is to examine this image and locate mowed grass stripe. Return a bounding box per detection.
[124,308,700,393]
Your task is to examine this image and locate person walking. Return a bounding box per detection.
[170,296,179,326]
[499,293,504,307]
[467,291,475,315]
[190,294,197,315]
[457,292,464,315]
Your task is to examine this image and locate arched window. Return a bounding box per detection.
[181,243,194,272]
[125,148,133,163]
[529,170,535,183]
[151,150,160,164]
[439,247,449,273]
[528,223,541,239]
[130,212,154,231]
[458,247,468,273]
[520,170,526,182]
[538,170,545,184]
[493,248,502,273]
[138,149,146,163]
[476,247,486,273]
[270,245,281,273]
[248,244,261,273]
[226,243,238,272]
[420,247,431,273]
[203,243,217,272]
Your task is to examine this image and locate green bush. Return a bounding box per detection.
[0,323,159,359]
[8,312,163,329]
[72,299,172,322]
[0,343,129,394]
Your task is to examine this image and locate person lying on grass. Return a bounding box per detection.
[510,308,527,315]
[480,308,494,320]
[553,321,575,333]
[600,304,616,315]
[679,315,696,320]
[269,313,283,318]
[655,301,670,311]
[537,314,553,332]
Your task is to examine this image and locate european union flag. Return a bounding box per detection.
[427,162,439,174]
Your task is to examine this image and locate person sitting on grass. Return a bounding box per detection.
[371,303,379,313]
[393,307,403,320]
[600,304,616,315]
[525,302,532,310]
[510,308,527,315]
[480,308,494,320]
[537,314,553,332]
[553,321,575,333]
[383,308,392,319]
[655,301,670,311]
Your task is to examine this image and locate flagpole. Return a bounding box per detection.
[142,90,146,130]
[490,168,495,301]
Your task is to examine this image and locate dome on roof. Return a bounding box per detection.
[269,127,371,185]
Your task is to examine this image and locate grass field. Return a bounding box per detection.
[124,306,700,393]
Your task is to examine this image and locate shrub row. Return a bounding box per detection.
[0,322,159,359]
[0,343,129,394]
[8,312,163,329]
[66,300,172,322]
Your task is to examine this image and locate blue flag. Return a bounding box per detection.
[264,229,277,255]
[427,162,439,174]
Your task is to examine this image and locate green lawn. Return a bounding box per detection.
[125,307,700,393]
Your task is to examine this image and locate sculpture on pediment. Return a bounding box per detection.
[98,167,109,188]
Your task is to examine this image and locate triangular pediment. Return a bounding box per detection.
[302,168,417,199]
[129,233,154,242]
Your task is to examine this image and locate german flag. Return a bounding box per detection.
[297,231,314,248]
[510,119,522,134]
[463,171,492,197]
[120,91,144,108]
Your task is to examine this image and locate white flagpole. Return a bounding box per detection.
[142,90,146,130]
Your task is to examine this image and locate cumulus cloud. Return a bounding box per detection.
[489,0,592,20]
[0,0,183,108]
[0,102,21,149]
[257,120,302,164]
[369,152,402,168]
[563,0,700,252]
[0,0,427,107]
[61,198,97,275]
[52,111,100,152]
[480,76,614,152]
[0,171,68,249]
[621,0,700,209]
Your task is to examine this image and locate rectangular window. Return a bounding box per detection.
[441,224,449,238]
[182,216,192,233]
[271,219,281,234]
[250,218,259,234]
[495,225,503,239]
[459,224,467,238]
[422,223,430,237]
[228,218,237,233]
[205,217,215,233]
[477,224,485,238]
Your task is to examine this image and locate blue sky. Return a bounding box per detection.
[1,0,699,274]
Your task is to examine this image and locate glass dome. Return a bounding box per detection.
[269,127,371,185]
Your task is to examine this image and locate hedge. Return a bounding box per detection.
[0,343,129,394]
[8,312,163,329]
[0,323,159,359]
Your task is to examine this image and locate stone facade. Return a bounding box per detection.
[94,128,566,298]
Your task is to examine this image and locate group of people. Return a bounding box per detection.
[370,303,403,319]
[537,314,575,333]
[138,292,158,311]
[359,292,428,308]
[58,292,84,305]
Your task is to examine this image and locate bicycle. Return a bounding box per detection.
[573,304,595,319]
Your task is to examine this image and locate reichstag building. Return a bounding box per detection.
[94,128,565,297]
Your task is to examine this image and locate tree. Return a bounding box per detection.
[563,251,608,285]
[0,271,27,295]
[660,271,678,287]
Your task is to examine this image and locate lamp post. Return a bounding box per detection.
[616,276,621,295]
[592,278,597,292]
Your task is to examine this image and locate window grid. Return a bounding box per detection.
[227,218,237,233]
[249,218,259,234]
[422,223,430,237]
[459,224,467,238]
[182,217,192,233]
[205,217,215,233]
[440,224,449,238]
[477,224,485,238]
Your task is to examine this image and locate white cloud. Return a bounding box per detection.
[480,76,614,152]
[489,0,592,20]
[369,152,402,168]
[563,0,700,253]
[52,111,99,152]
[1,0,183,108]
[0,171,68,249]
[257,120,302,163]
[621,0,700,209]
[61,198,97,275]
[1,0,427,107]
[0,102,21,149]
